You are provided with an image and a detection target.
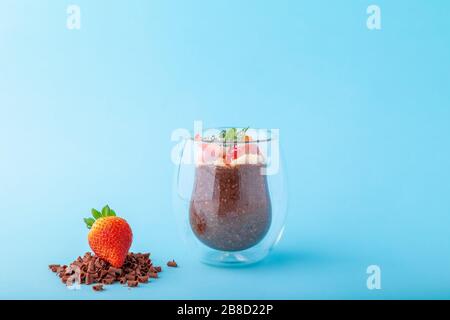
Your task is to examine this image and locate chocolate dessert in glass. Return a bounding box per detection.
[174,127,287,266]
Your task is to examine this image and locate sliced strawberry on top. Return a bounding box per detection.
[197,143,224,164]
[223,143,260,164]
[223,145,236,165]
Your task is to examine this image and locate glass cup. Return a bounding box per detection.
[173,128,287,266]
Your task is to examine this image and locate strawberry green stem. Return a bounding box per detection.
[84,205,116,229]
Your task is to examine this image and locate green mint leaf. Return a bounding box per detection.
[92,209,102,219]
[102,205,111,217]
[225,128,237,141]
[219,130,226,139]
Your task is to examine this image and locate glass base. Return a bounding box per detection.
[200,248,270,267]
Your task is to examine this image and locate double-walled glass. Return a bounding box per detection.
[173,128,287,266]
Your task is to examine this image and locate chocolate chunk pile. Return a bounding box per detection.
[49,252,162,290]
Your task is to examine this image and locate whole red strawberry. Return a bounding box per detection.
[84,205,133,267]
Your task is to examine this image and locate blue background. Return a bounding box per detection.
[1,0,449,299]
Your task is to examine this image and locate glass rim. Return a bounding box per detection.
[187,127,277,144]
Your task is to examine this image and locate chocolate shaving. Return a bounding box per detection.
[87,260,96,273]
[85,273,94,285]
[48,264,60,272]
[128,280,139,287]
[93,284,104,291]
[167,260,178,268]
[138,275,149,283]
[102,277,114,285]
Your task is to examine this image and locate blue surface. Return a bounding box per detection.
[1,0,450,299]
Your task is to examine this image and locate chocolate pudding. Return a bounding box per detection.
[189,163,272,251]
